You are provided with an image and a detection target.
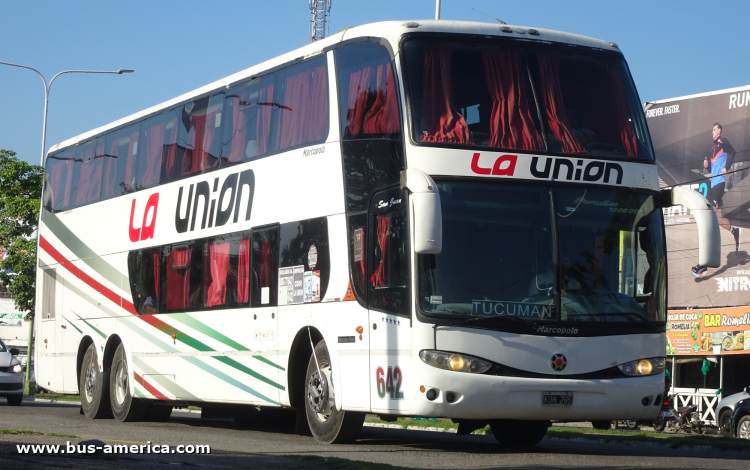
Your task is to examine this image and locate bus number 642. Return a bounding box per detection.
[376,366,404,399]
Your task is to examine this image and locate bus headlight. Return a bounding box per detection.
[419,350,492,374]
[618,357,665,376]
[11,363,23,374]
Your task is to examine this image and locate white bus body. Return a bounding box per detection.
[35,20,709,446]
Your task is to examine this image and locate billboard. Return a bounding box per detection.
[667,306,750,356]
[647,86,750,308]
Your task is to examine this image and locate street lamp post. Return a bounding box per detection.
[0,61,133,394]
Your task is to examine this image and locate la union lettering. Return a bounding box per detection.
[129,193,159,242]
[471,152,517,176]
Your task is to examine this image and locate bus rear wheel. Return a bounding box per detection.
[304,339,364,444]
[79,343,112,419]
[109,343,146,422]
[489,420,550,448]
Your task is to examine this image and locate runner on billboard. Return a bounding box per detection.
[692,122,739,277]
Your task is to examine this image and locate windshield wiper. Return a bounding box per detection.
[444,314,538,330]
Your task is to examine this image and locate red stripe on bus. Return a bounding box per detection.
[133,371,168,400]
[39,235,137,315]
[38,235,189,343]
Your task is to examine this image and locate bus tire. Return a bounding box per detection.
[79,343,112,419]
[304,339,364,444]
[490,420,550,448]
[109,343,146,422]
[144,402,172,422]
[590,420,612,430]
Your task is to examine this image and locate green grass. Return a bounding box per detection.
[0,429,78,438]
[34,393,81,402]
[365,418,750,452]
[288,455,426,470]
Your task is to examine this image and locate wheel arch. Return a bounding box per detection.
[287,326,324,411]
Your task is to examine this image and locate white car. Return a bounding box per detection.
[0,338,25,406]
[717,387,750,436]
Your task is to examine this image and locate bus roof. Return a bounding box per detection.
[48,20,620,155]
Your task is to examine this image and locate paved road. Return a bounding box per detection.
[1,400,748,469]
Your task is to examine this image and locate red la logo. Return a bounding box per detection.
[470,152,517,176]
[129,193,159,242]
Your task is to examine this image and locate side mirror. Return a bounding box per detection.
[9,348,20,356]
[661,187,720,268]
[401,169,442,254]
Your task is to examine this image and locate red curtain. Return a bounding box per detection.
[346,67,373,136]
[166,249,192,310]
[259,239,273,289]
[482,49,543,151]
[238,239,250,303]
[420,46,471,144]
[207,242,230,307]
[362,63,400,134]
[370,216,390,288]
[102,140,120,198]
[123,134,139,192]
[75,145,101,205]
[606,63,638,157]
[305,65,329,143]
[536,53,587,154]
[143,122,165,187]
[153,253,160,302]
[256,82,275,155]
[228,95,247,163]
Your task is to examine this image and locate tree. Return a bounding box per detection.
[0,150,43,318]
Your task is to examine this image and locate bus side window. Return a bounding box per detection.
[368,190,409,316]
[252,226,279,307]
[221,79,265,165]
[335,41,401,139]
[74,140,102,206]
[172,93,224,181]
[136,109,179,189]
[278,218,329,305]
[44,147,76,211]
[128,248,160,315]
[271,55,329,153]
[202,234,250,309]
[162,243,203,312]
[102,124,139,199]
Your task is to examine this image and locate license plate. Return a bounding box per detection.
[542,391,573,406]
[661,410,671,417]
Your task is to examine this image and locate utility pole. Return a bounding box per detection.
[310,0,332,42]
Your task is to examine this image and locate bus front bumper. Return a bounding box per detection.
[412,370,664,421]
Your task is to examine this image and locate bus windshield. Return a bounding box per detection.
[418,181,666,328]
[403,37,653,160]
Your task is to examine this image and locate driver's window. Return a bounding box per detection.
[368,188,409,316]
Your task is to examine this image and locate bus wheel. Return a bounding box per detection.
[489,420,550,448]
[143,402,172,422]
[109,343,146,422]
[304,339,364,444]
[79,343,112,419]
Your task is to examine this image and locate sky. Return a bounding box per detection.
[1,0,749,166]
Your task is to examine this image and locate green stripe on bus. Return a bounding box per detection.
[42,212,128,290]
[72,312,107,340]
[183,356,279,405]
[169,313,249,351]
[252,355,285,371]
[62,316,83,335]
[134,387,145,398]
[213,356,284,390]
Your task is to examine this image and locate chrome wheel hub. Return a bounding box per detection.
[307,362,334,422]
[115,361,128,405]
[84,363,97,402]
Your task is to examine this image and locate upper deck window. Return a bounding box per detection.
[335,42,401,138]
[403,37,653,160]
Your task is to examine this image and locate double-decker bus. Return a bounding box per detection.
[35,20,720,446]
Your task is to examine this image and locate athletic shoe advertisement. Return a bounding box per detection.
[646,85,750,309]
